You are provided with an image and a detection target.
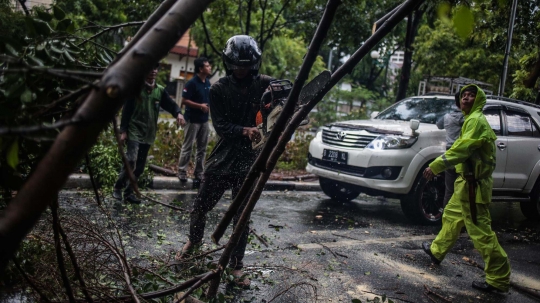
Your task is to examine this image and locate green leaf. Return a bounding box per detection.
[28,55,45,67]
[53,6,66,20]
[32,19,53,36]
[56,19,73,32]
[5,44,19,57]
[36,10,53,22]
[7,140,19,169]
[452,5,474,39]
[20,88,34,103]
[364,271,371,275]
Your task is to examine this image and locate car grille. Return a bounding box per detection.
[322,129,378,148]
[308,157,366,177]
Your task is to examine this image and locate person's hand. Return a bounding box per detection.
[120,132,128,145]
[243,127,261,142]
[200,104,210,113]
[177,114,186,127]
[423,167,435,181]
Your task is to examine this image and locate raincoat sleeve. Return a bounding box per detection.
[209,85,244,139]
[429,117,486,175]
[436,115,445,129]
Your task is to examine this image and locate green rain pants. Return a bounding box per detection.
[430,187,511,292]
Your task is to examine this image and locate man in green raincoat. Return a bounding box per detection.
[421,85,511,293]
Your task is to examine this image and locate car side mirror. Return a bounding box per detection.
[370,111,379,119]
[410,119,420,134]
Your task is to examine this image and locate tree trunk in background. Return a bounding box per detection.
[395,6,425,102]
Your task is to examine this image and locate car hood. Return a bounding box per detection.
[328,119,440,135]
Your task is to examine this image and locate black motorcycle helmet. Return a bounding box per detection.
[222,35,262,76]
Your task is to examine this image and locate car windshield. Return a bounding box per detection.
[375,97,455,124]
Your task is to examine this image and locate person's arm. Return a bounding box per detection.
[436,115,445,129]
[429,117,486,175]
[182,98,209,113]
[119,98,135,133]
[209,85,247,140]
[159,91,185,126]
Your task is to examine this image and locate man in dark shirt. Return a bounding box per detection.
[178,35,272,287]
[177,57,212,182]
[113,64,186,204]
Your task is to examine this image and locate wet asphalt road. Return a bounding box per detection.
[59,189,540,303]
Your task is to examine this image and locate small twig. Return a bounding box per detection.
[0,117,85,136]
[267,282,317,303]
[134,265,174,286]
[318,242,347,258]
[3,68,103,78]
[250,228,269,247]
[424,293,438,303]
[77,21,145,47]
[140,193,187,212]
[423,285,452,303]
[168,245,225,265]
[268,224,284,229]
[12,257,50,302]
[33,84,93,117]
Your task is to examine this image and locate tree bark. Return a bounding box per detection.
[0,0,213,273]
[395,5,425,101]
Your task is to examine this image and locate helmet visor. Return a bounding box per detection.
[224,61,261,71]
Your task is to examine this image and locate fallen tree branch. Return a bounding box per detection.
[33,84,93,117]
[51,199,77,303]
[85,154,102,206]
[0,117,86,136]
[148,164,176,176]
[140,193,188,212]
[173,270,217,303]
[361,289,417,303]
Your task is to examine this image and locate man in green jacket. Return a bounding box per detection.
[422,85,511,293]
[113,64,186,203]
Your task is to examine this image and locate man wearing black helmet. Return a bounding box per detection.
[177,35,273,287]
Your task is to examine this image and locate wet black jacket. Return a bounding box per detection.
[205,74,273,175]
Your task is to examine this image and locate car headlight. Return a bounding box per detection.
[366,135,418,150]
[315,127,323,140]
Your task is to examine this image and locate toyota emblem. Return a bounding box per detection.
[336,131,347,140]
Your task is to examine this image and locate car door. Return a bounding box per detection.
[483,106,505,188]
[502,107,540,189]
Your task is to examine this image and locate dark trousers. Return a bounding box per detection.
[443,167,458,208]
[114,140,151,195]
[189,173,250,270]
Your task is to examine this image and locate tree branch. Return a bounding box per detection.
[200,13,221,57]
[0,0,213,273]
[85,154,102,206]
[77,21,145,47]
[0,117,86,136]
[17,0,30,16]
[51,199,77,303]
[260,0,291,50]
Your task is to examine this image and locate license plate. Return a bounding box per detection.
[322,149,348,164]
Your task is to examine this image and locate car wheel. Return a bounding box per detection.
[520,178,540,220]
[319,177,360,202]
[400,173,444,225]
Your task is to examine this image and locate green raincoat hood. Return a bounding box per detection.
[460,84,486,117]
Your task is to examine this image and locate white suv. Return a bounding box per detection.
[307,94,540,224]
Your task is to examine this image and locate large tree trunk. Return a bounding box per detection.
[395,6,425,101]
[0,0,213,273]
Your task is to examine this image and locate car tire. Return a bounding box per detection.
[520,177,540,220]
[400,171,445,225]
[319,177,360,202]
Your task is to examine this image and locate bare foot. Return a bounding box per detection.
[232,269,250,288]
[175,240,196,261]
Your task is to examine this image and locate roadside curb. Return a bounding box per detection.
[64,174,321,192]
